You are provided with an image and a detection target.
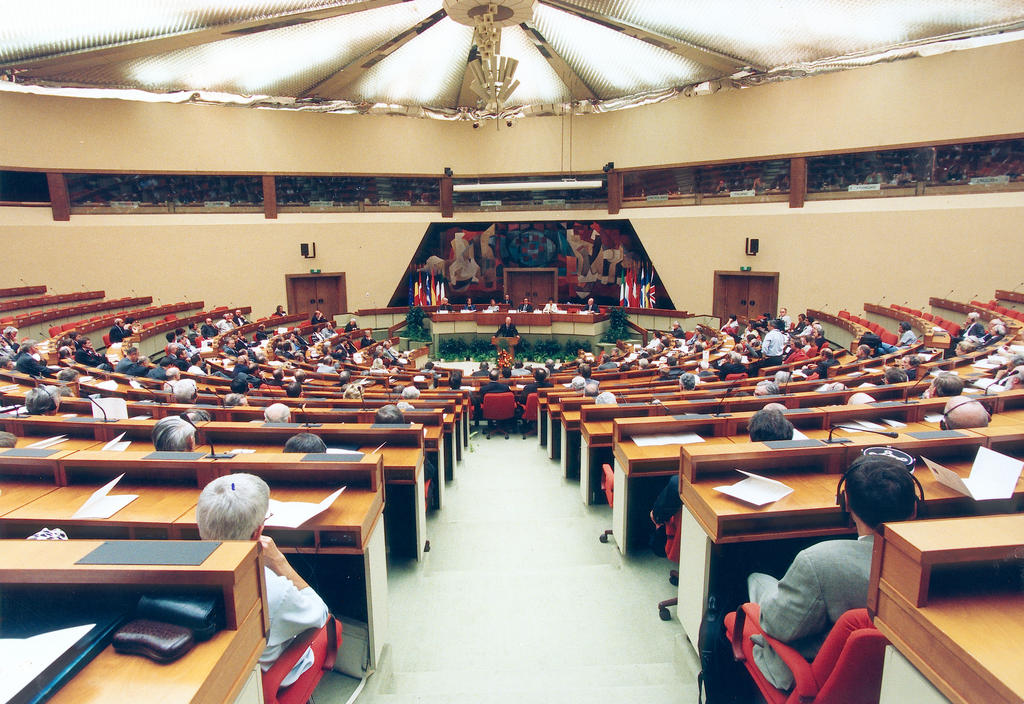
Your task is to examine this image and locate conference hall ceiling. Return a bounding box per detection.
[1,0,1022,120]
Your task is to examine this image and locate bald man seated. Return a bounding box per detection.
[941,395,990,429]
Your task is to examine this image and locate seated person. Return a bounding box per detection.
[0,431,16,448]
[941,396,991,429]
[747,455,917,690]
[151,416,196,451]
[461,298,475,312]
[358,329,375,349]
[542,298,562,313]
[264,403,292,424]
[435,297,452,312]
[343,317,359,333]
[517,297,534,313]
[196,473,328,687]
[495,316,518,337]
[897,321,918,347]
[715,351,747,381]
[922,372,963,398]
[25,386,60,415]
[14,340,53,378]
[283,432,327,453]
[310,310,329,325]
[273,305,287,317]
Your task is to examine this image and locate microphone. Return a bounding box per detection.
[903,374,931,403]
[713,378,743,417]
[826,424,899,444]
[88,393,115,423]
[300,402,322,428]
[178,412,234,459]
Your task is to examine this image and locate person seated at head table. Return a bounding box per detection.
[542,298,562,314]
[152,415,196,451]
[582,297,599,313]
[516,297,533,313]
[25,386,61,415]
[196,473,329,687]
[284,433,327,454]
[747,454,918,690]
[462,298,475,312]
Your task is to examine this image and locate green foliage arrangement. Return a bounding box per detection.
[437,337,468,360]
[601,307,631,343]
[531,339,562,361]
[564,338,592,358]
[404,306,431,342]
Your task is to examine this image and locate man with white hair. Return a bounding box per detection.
[963,312,984,339]
[196,473,328,687]
[162,366,181,392]
[570,376,586,392]
[215,312,235,334]
[14,339,53,378]
[25,386,60,415]
[264,403,291,424]
[594,391,617,405]
[670,321,685,339]
[754,380,780,397]
[401,385,420,400]
[173,378,199,404]
[0,326,19,356]
[151,416,196,451]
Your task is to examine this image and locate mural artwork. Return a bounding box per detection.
[393,220,671,308]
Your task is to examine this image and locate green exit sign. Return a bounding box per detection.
[740,266,752,271]
[310,268,321,274]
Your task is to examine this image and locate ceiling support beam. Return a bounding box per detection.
[520,21,597,102]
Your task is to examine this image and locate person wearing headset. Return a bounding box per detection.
[745,455,920,690]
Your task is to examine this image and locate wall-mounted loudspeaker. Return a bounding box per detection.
[300,243,317,259]
[745,237,759,256]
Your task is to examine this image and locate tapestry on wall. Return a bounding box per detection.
[389,220,672,309]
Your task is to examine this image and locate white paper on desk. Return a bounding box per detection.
[460,386,475,391]
[857,382,876,389]
[847,371,864,377]
[853,419,887,431]
[930,369,958,377]
[90,396,128,420]
[94,379,119,391]
[265,487,346,528]
[1009,344,1024,354]
[101,432,131,452]
[633,432,705,447]
[790,428,809,441]
[882,418,907,428]
[923,448,1023,500]
[325,448,364,459]
[972,362,999,370]
[974,378,999,390]
[72,473,138,519]
[917,353,936,362]
[25,435,68,449]
[714,470,794,506]
[0,624,96,704]
[924,413,945,423]
[128,379,143,389]
[0,384,19,392]
[61,413,77,418]
[229,448,257,454]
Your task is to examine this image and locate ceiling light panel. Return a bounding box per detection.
[346,17,473,108]
[530,3,714,99]
[49,0,443,96]
[0,0,358,65]
[559,0,1024,68]
[495,25,570,107]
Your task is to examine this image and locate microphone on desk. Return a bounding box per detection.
[88,393,115,423]
[903,374,931,403]
[713,378,743,418]
[178,412,234,459]
[826,423,898,444]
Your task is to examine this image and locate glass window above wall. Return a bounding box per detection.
[66,173,263,210]
[451,175,607,211]
[0,171,49,203]
[697,160,791,198]
[807,148,932,194]
[276,175,439,210]
[932,138,1024,186]
[622,166,696,205]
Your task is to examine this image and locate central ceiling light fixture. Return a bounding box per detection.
[444,0,535,114]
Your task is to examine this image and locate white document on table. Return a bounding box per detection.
[72,473,138,519]
[0,624,96,704]
[633,432,705,447]
[882,418,907,428]
[94,379,119,391]
[922,447,1023,501]
[790,428,809,440]
[265,487,346,528]
[101,432,131,452]
[25,435,68,449]
[924,413,945,423]
[0,384,19,392]
[973,378,999,390]
[128,379,144,389]
[90,396,128,420]
[714,470,794,506]
[229,448,257,454]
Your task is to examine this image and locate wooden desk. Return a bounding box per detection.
[0,540,265,704]
[870,516,1024,704]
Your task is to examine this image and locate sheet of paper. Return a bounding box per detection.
[853,419,886,431]
[973,378,999,389]
[71,473,138,519]
[94,379,119,391]
[633,432,705,447]
[923,448,1023,500]
[128,379,143,389]
[25,435,68,449]
[264,487,347,528]
[790,428,809,441]
[924,413,944,423]
[857,382,875,388]
[0,624,96,704]
[714,470,794,506]
[0,384,19,392]
[229,448,257,454]
[882,418,907,428]
[90,396,128,420]
[101,432,131,452]
[846,371,864,377]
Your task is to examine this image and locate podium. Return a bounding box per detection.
[491,336,520,366]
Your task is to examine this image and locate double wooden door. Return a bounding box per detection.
[712,271,779,323]
[285,273,347,317]
[504,268,558,306]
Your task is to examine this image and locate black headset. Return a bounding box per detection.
[835,454,924,513]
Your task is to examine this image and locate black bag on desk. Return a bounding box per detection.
[696,595,752,704]
[136,594,221,641]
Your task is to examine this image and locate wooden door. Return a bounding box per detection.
[286,273,347,317]
[713,271,779,323]
[745,276,778,320]
[503,268,558,306]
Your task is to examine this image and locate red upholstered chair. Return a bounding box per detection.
[102,334,111,347]
[520,392,539,438]
[657,511,682,621]
[598,463,615,543]
[262,616,342,704]
[880,332,898,346]
[48,325,61,338]
[724,605,887,704]
[837,311,850,320]
[482,392,516,439]
[724,372,748,381]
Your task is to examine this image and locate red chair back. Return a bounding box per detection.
[482,392,516,421]
[263,616,342,704]
[522,392,538,421]
[724,372,748,381]
[600,463,614,506]
[665,511,681,563]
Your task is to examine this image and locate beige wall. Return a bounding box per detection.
[1,40,1023,327]
[0,40,1021,175]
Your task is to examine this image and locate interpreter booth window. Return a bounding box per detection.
[451,175,607,212]
[697,160,790,197]
[932,139,1024,186]
[622,166,696,204]
[65,173,263,209]
[807,148,931,194]
[275,175,438,211]
[0,171,49,203]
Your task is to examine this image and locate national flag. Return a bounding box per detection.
[408,272,414,306]
[439,280,446,304]
[429,271,436,305]
[619,270,628,307]
[629,268,639,308]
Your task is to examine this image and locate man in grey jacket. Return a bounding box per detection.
[747,455,918,690]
